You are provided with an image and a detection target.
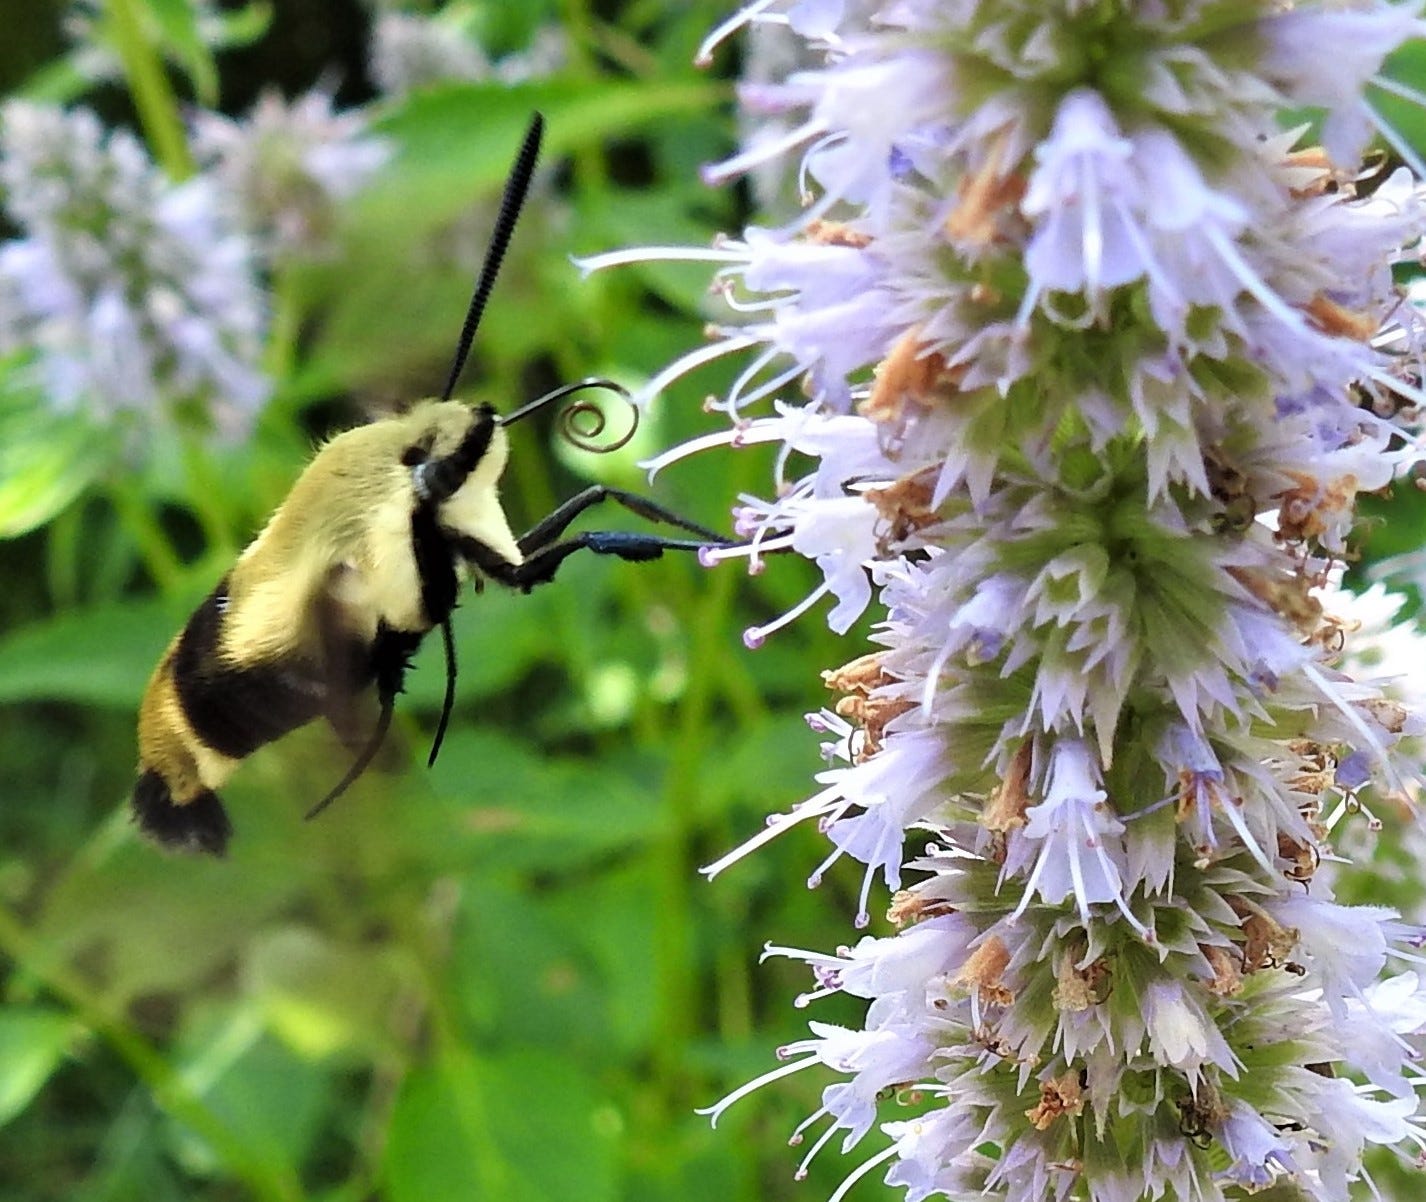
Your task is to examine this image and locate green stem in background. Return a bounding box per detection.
[264,269,302,383]
[650,513,741,1109]
[556,0,611,196]
[107,0,195,180]
[180,438,239,562]
[0,904,304,1202]
[109,479,183,593]
[713,620,770,730]
[45,502,83,610]
[714,934,754,1045]
[587,18,662,78]
[398,885,516,1199]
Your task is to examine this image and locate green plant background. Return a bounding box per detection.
[2,4,1425,1201]
[0,2,880,1198]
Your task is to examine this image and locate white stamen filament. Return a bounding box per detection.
[827,1143,899,1202]
[700,780,848,878]
[695,1053,821,1127]
[639,332,762,409]
[1202,223,1308,336]
[572,245,752,275]
[745,581,834,648]
[642,422,756,480]
[703,118,830,188]
[695,0,781,66]
[796,1116,843,1179]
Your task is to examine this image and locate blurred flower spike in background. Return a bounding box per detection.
[586,1,1426,1198]
[0,100,268,439]
[0,38,393,539]
[192,87,390,262]
[369,9,566,97]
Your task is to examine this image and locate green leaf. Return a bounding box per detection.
[525,864,660,1054]
[146,0,219,104]
[242,926,400,1060]
[366,77,727,232]
[1352,485,1426,618]
[427,729,663,868]
[1378,40,1426,164]
[303,77,726,394]
[0,596,187,708]
[30,833,306,1006]
[0,393,114,538]
[0,1008,77,1128]
[17,52,96,104]
[449,879,617,1054]
[211,0,271,50]
[168,1035,326,1178]
[383,1048,616,1202]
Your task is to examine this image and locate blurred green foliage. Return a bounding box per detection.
[0,2,877,1198]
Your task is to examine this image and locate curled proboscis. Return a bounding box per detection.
[500,377,638,453]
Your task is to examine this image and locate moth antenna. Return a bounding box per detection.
[501,377,639,453]
[305,700,394,821]
[440,112,545,403]
[428,618,457,768]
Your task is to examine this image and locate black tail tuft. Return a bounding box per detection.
[132,770,233,857]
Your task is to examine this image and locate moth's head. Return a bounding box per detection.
[396,380,634,511]
[399,400,508,507]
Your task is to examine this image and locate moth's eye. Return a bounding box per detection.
[401,444,429,467]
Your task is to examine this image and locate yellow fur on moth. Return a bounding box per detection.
[128,110,735,855]
[223,403,517,661]
[133,401,510,852]
[132,387,728,856]
[131,114,729,856]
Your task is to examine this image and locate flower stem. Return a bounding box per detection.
[107,0,195,181]
[263,268,301,382]
[651,504,742,1106]
[0,902,303,1202]
[109,478,183,593]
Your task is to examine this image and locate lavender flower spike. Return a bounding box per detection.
[0,101,268,438]
[610,2,1426,1198]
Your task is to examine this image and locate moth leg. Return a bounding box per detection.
[304,701,393,821]
[517,485,728,554]
[462,530,713,593]
[427,618,457,768]
[308,624,422,821]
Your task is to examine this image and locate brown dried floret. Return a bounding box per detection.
[1230,898,1299,973]
[822,652,916,759]
[1052,950,1111,1011]
[860,326,967,424]
[982,740,1033,840]
[1279,834,1320,884]
[864,471,940,547]
[1273,468,1359,546]
[952,935,1014,1007]
[1025,1072,1086,1131]
[1202,943,1243,997]
[805,218,873,249]
[944,134,1026,248]
[1282,147,1355,199]
[1226,564,1324,636]
[1305,294,1379,342]
[887,889,956,926]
